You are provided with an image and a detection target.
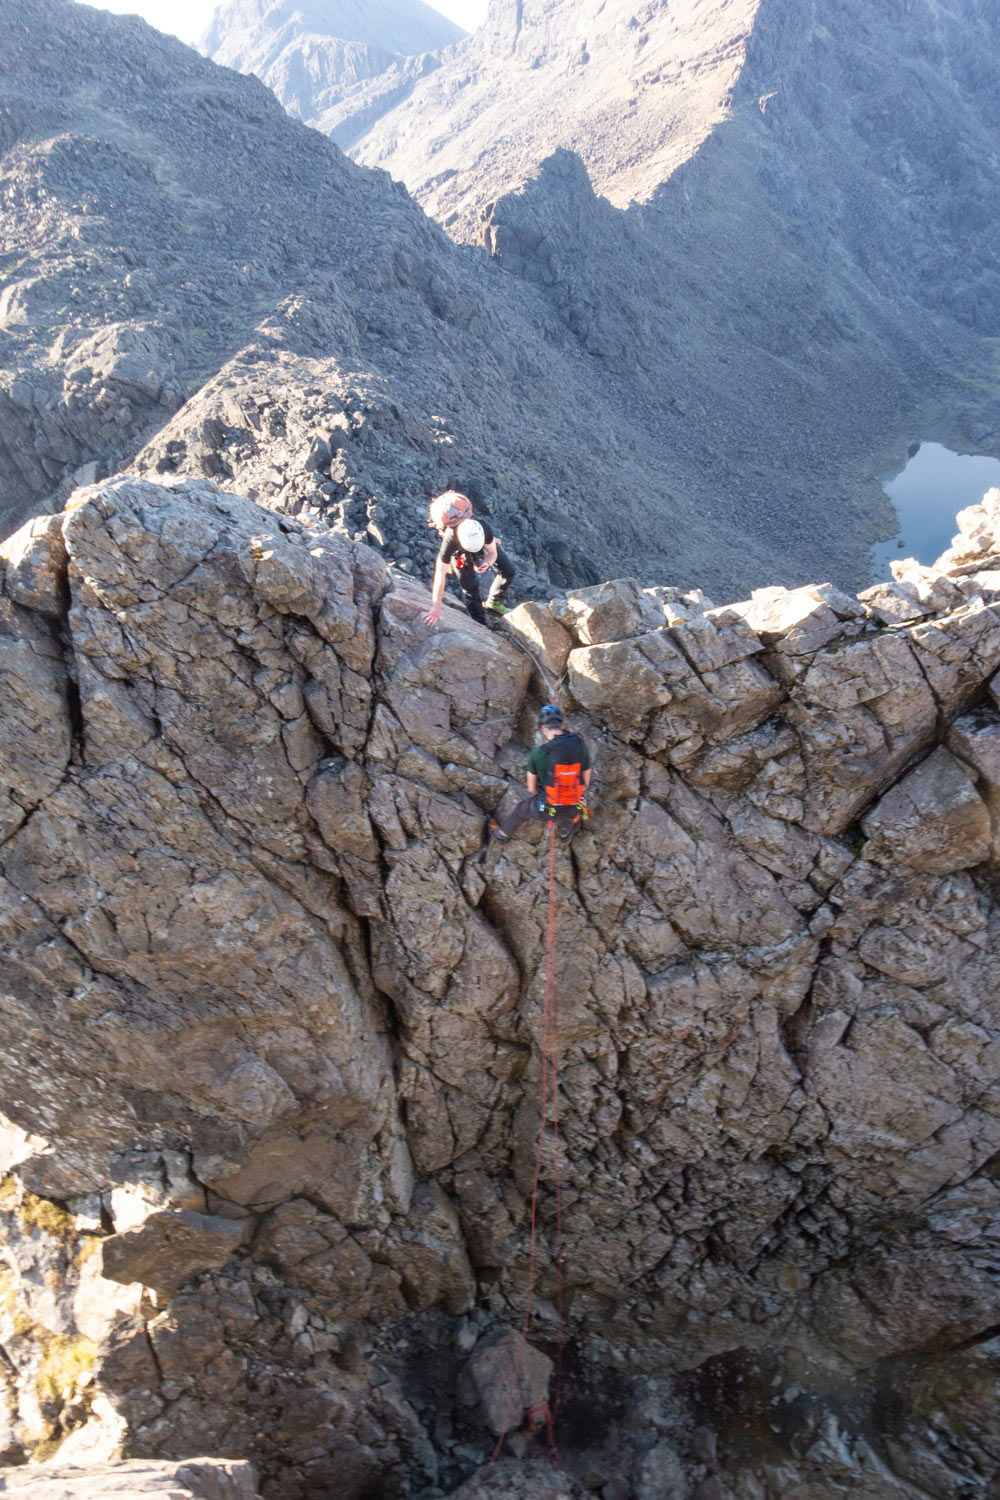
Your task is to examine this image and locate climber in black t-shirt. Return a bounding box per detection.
[489,704,592,845]
[422,490,516,627]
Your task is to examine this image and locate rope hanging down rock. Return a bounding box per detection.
[470,824,567,1491]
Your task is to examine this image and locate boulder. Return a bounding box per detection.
[552,578,665,645]
[727,583,855,660]
[889,558,966,614]
[856,580,927,625]
[461,1329,553,1436]
[954,567,1000,601]
[566,616,778,764]
[671,606,763,671]
[100,1211,246,1296]
[935,486,1000,571]
[503,601,574,678]
[860,747,991,874]
[0,513,68,616]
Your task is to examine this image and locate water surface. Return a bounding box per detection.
[871,442,1000,580]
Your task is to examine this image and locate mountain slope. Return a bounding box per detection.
[0,0,696,594]
[339,0,1000,586]
[200,0,465,120]
[343,0,760,222]
[3,0,919,601]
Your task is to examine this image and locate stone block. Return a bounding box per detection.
[556,578,665,645]
[503,600,574,676]
[860,746,991,873]
[100,1210,246,1296]
[935,485,1000,570]
[461,1329,552,1436]
[727,584,848,661]
[889,558,965,613]
[0,513,68,616]
[857,581,927,624]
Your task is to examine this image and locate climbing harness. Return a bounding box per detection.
[549,803,588,841]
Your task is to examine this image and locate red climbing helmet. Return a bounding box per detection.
[428,490,474,529]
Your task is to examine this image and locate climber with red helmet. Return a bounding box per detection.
[489,704,592,845]
[422,490,516,627]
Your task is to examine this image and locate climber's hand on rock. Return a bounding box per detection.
[423,602,442,625]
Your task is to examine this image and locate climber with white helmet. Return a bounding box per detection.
[422,490,516,627]
[489,704,592,845]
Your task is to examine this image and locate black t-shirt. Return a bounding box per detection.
[438,520,495,566]
[527,732,591,789]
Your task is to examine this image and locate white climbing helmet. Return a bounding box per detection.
[456,518,486,553]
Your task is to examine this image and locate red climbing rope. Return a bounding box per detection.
[516,820,563,1456]
[546,822,567,1432]
[469,823,566,1492]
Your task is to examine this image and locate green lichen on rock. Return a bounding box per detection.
[18,1191,78,1244]
[1,1175,80,1245]
[11,1309,37,1339]
[35,1333,97,1408]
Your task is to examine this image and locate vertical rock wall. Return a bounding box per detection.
[1,478,999,1498]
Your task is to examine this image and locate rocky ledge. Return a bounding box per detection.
[1,478,999,1499]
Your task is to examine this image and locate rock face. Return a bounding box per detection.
[1,473,999,1498]
[346,0,761,222]
[0,1459,261,1499]
[200,0,464,123]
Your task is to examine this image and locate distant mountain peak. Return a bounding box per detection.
[200,0,465,119]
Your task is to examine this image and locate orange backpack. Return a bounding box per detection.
[545,762,585,807]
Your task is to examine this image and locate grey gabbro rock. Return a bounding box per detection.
[100,1210,247,1297]
[0,1459,260,1499]
[460,1328,553,1436]
[948,707,1000,859]
[860,746,992,873]
[1,474,1000,1499]
[0,514,68,616]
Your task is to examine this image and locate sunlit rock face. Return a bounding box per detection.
[199,0,465,122]
[1,473,999,1498]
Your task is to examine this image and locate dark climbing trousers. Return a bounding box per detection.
[454,546,515,624]
[497,794,583,841]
